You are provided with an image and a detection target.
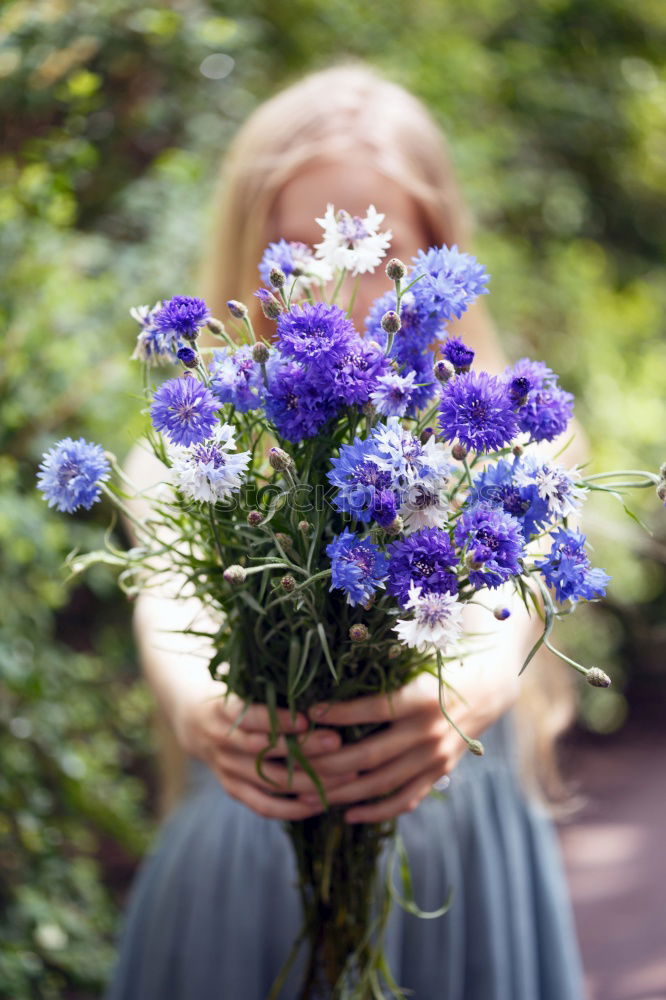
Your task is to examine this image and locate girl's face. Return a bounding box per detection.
[267,160,429,331]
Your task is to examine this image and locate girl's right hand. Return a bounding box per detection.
[173,691,356,821]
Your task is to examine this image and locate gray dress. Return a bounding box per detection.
[105,712,585,1000]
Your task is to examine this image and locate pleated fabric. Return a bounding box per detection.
[105,712,585,1000]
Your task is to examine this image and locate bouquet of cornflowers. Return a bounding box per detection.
[38,205,665,1000]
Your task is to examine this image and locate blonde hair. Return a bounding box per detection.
[155,63,576,813]
[201,63,472,322]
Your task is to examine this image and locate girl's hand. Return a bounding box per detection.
[173,691,358,821]
[299,668,519,823]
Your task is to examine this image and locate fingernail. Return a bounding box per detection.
[312,703,329,719]
[320,734,338,750]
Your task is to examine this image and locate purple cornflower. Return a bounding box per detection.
[442,337,475,372]
[327,436,394,522]
[153,296,211,341]
[470,459,550,539]
[325,337,391,407]
[326,529,388,606]
[370,370,417,417]
[454,503,524,589]
[151,376,219,446]
[411,245,489,322]
[37,437,110,514]
[276,302,355,363]
[387,528,459,607]
[209,346,265,413]
[264,360,336,442]
[439,371,518,453]
[536,529,610,603]
[506,358,574,442]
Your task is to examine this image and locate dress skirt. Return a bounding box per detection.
[105,712,585,1000]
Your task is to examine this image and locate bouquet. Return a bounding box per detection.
[37,205,665,1000]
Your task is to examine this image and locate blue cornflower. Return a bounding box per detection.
[392,340,438,413]
[372,417,453,492]
[370,370,417,417]
[365,290,442,351]
[326,529,388,606]
[439,371,518,453]
[387,528,459,607]
[411,245,489,322]
[37,437,110,514]
[259,239,298,284]
[153,296,211,341]
[470,459,550,539]
[209,346,265,413]
[276,302,355,363]
[518,385,574,442]
[454,503,524,589]
[151,376,220,447]
[264,359,336,442]
[327,436,394,522]
[442,337,475,372]
[536,529,610,603]
[258,239,331,289]
[506,358,574,443]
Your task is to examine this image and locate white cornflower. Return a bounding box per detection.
[286,243,333,290]
[314,204,392,275]
[170,423,250,503]
[514,455,585,518]
[393,583,463,653]
[400,476,451,533]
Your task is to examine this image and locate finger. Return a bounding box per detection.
[309,680,431,727]
[308,715,434,777]
[219,770,326,821]
[220,749,357,795]
[226,726,342,759]
[343,766,443,824]
[300,743,442,807]
[219,695,308,734]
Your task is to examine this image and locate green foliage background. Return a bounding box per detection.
[1,1,665,996]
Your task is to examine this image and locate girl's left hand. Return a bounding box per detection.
[298,669,519,823]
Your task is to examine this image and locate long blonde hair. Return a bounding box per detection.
[155,63,576,813]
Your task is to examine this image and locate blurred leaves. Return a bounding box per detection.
[2,0,666,996]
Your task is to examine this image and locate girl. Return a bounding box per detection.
[107,64,585,1000]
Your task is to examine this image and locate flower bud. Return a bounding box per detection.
[468,739,485,756]
[434,359,455,383]
[388,643,402,660]
[223,564,246,585]
[207,317,226,337]
[452,443,468,461]
[586,667,612,688]
[247,510,264,527]
[657,481,666,504]
[177,346,198,369]
[362,595,375,611]
[298,520,310,535]
[275,532,293,551]
[362,401,376,419]
[280,574,296,593]
[349,623,369,643]
[512,444,524,458]
[269,446,294,472]
[386,258,407,281]
[385,515,404,535]
[269,266,286,289]
[494,607,511,621]
[252,341,270,364]
[256,289,281,319]
[227,299,248,319]
[465,551,483,571]
[420,427,434,445]
[381,310,401,335]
